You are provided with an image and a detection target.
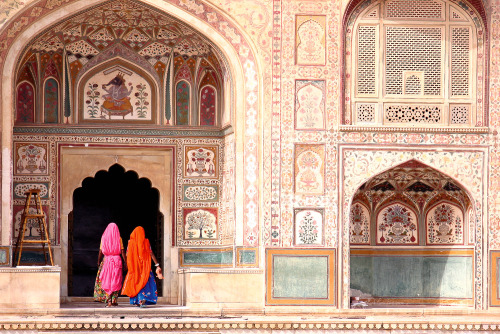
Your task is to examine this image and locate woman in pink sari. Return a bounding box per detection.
[93,223,127,307]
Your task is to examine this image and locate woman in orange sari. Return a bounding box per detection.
[122,226,163,307]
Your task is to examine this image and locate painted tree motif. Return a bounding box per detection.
[294,209,323,245]
[296,82,324,129]
[185,209,217,239]
[298,211,319,244]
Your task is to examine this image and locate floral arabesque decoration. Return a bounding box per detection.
[377,203,417,244]
[350,203,370,245]
[427,203,463,244]
[85,83,100,118]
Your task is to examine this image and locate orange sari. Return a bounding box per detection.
[121,227,151,298]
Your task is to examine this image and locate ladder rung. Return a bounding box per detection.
[23,214,45,218]
[21,240,51,243]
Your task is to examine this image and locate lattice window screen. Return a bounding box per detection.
[365,7,379,18]
[349,0,479,128]
[385,27,442,96]
[451,27,470,96]
[385,105,442,123]
[356,103,376,123]
[357,26,377,95]
[404,74,422,95]
[385,0,444,19]
[450,105,470,124]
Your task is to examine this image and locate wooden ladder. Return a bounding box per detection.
[13,189,53,266]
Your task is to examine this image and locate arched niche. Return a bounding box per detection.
[76,58,158,124]
[348,159,475,307]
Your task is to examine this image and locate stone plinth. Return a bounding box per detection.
[0,266,60,309]
[179,268,264,310]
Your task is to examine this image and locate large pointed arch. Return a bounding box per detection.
[0,0,262,250]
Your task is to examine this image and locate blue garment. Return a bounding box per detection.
[129,271,158,306]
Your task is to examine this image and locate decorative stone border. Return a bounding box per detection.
[1,320,500,331]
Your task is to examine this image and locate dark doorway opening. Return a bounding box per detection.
[68,164,163,297]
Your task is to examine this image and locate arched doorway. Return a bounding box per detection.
[349,160,474,307]
[68,164,162,297]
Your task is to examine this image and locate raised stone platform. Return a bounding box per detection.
[1,303,500,332]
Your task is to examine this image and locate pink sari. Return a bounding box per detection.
[99,223,123,295]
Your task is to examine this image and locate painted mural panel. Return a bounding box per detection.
[294,208,324,246]
[183,184,219,202]
[184,146,217,178]
[350,202,370,245]
[14,142,48,175]
[176,80,190,125]
[44,78,59,123]
[13,205,49,240]
[183,208,218,240]
[426,202,464,245]
[294,144,324,195]
[295,80,325,130]
[81,68,153,122]
[13,183,50,199]
[295,16,326,66]
[376,203,418,245]
[199,85,216,126]
[16,82,35,123]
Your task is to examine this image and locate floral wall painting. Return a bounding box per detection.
[294,144,325,195]
[295,80,325,130]
[426,202,464,245]
[296,15,326,66]
[184,146,218,178]
[294,208,324,246]
[80,65,154,123]
[16,81,35,123]
[376,203,418,245]
[14,142,48,176]
[183,208,218,240]
[350,202,370,245]
[183,185,219,202]
[13,183,50,199]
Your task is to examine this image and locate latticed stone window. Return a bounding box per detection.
[344,0,486,129]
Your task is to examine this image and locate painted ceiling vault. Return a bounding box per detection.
[16,0,224,124]
[353,160,472,215]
